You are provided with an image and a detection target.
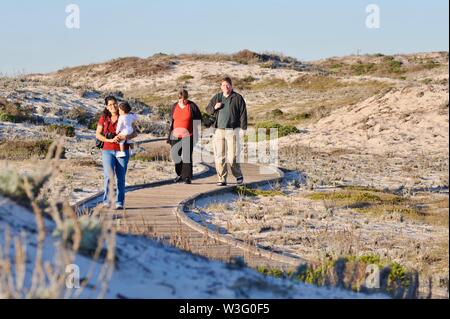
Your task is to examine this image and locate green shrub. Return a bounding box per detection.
[0,113,23,122]
[0,139,58,160]
[68,106,90,125]
[235,186,284,197]
[87,112,103,130]
[0,99,32,123]
[292,75,344,91]
[270,109,284,117]
[292,112,312,121]
[387,60,403,74]
[52,215,103,256]
[46,124,76,137]
[258,255,416,298]
[423,60,441,70]
[254,121,300,139]
[234,76,257,90]
[0,168,50,207]
[257,266,285,278]
[351,62,376,75]
[0,169,29,205]
[177,75,194,82]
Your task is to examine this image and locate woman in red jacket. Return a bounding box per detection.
[96,96,138,209]
[167,89,202,184]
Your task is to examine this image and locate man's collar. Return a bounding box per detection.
[223,90,236,98]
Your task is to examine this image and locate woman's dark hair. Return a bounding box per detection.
[118,101,132,114]
[103,95,118,118]
[105,96,117,106]
[178,89,189,100]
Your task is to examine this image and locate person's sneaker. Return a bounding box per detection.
[217,182,227,187]
[184,178,192,184]
[174,176,182,183]
[116,151,127,158]
[115,204,124,210]
[236,176,244,185]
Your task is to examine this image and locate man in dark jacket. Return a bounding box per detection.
[206,76,247,186]
[167,89,202,184]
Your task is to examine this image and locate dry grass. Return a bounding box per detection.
[0,140,116,298]
[55,56,174,80]
[0,139,56,161]
[179,49,309,71]
[307,187,448,227]
[247,79,390,125]
[313,52,448,79]
[133,144,171,162]
[194,179,449,298]
[0,97,34,123]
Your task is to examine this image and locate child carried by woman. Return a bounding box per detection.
[116,101,138,158]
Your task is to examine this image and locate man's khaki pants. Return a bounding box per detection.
[213,129,243,182]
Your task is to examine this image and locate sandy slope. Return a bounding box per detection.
[282,83,448,156]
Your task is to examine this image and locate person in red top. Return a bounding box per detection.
[96,96,138,210]
[167,89,202,184]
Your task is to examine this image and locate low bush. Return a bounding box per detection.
[45,124,76,137]
[0,139,64,160]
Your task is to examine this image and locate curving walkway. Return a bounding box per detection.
[77,141,304,271]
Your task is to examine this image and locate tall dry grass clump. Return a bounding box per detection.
[0,139,116,299]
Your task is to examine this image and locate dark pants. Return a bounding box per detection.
[170,136,193,180]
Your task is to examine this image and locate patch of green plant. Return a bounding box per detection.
[0,99,32,123]
[87,112,103,130]
[351,62,376,76]
[386,60,404,74]
[358,254,382,266]
[291,112,312,122]
[234,76,257,90]
[306,187,428,224]
[306,189,404,205]
[330,63,345,69]
[270,108,284,117]
[235,186,284,197]
[67,106,90,125]
[256,266,285,278]
[257,255,416,298]
[423,60,441,70]
[388,262,409,287]
[177,74,194,82]
[421,78,433,85]
[0,139,55,160]
[52,215,103,257]
[0,168,50,208]
[254,121,300,139]
[46,124,76,137]
[292,75,345,91]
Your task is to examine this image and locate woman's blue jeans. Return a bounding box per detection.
[101,150,130,206]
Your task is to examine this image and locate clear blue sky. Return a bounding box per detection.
[0,0,448,75]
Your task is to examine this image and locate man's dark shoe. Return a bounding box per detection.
[217,182,227,187]
[236,176,244,185]
[184,178,192,184]
[174,176,182,183]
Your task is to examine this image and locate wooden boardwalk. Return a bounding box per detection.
[92,142,304,271]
